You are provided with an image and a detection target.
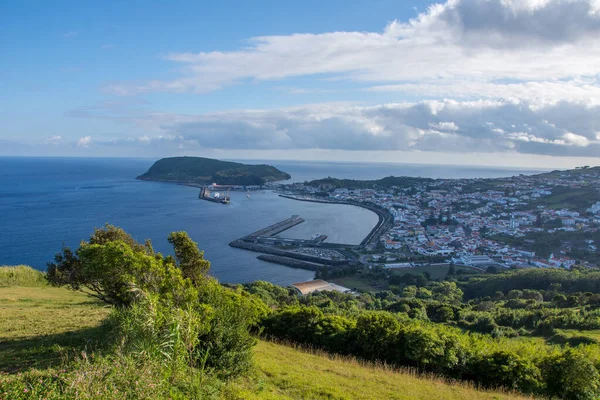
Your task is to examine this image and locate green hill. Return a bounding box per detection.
[307,175,433,190]
[0,266,527,400]
[137,156,291,186]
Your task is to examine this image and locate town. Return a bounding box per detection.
[276,167,600,272]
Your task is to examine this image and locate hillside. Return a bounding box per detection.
[0,268,528,399]
[137,156,291,186]
[307,175,434,190]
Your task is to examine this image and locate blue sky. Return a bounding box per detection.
[2,0,600,168]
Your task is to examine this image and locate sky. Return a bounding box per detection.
[2,0,600,168]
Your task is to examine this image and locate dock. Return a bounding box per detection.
[246,215,304,238]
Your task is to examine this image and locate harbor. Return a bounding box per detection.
[230,199,392,270]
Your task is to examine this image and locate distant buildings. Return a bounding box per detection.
[588,202,600,215]
[457,255,496,267]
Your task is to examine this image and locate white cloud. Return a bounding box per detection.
[62,31,78,38]
[366,79,600,105]
[429,122,460,131]
[77,136,92,148]
[103,0,600,100]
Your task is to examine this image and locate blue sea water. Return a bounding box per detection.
[0,157,546,285]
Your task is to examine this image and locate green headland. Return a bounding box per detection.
[137,156,291,186]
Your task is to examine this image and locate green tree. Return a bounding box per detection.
[47,225,197,307]
[402,285,417,298]
[168,231,211,285]
[427,304,455,323]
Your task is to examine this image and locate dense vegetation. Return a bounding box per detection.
[241,267,600,399]
[137,156,291,185]
[0,280,529,400]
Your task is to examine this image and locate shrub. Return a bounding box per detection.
[196,281,263,377]
[352,312,401,362]
[47,225,199,307]
[470,350,542,393]
[543,349,600,400]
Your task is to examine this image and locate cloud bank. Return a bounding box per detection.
[147,100,599,157]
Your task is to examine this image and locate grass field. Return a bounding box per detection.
[0,286,110,372]
[234,341,531,400]
[0,272,531,399]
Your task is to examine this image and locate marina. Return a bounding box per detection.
[230,199,393,269]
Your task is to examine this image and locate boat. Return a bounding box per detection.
[199,187,230,204]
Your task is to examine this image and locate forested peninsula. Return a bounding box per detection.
[137,156,291,186]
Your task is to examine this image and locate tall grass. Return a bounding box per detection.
[0,265,47,287]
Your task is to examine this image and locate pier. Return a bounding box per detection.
[245,215,304,238]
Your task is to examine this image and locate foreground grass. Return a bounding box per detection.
[1,274,531,399]
[230,341,532,400]
[0,285,110,372]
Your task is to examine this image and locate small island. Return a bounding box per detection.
[137,156,291,186]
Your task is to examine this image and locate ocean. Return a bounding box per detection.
[0,157,546,285]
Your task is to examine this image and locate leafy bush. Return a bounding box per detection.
[46,225,260,381]
[47,225,199,307]
[543,349,600,400]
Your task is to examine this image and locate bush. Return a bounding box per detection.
[470,350,542,393]
[352,312,401,362]
[47,225,199,307]
[196,282,263,377]
[45,225,261,382]
[543,349,600,400]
